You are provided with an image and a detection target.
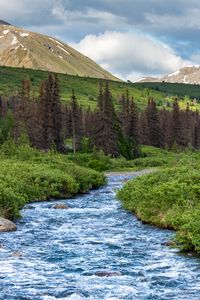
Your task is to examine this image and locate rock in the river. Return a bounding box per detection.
[52,203,69,209]
[0,217,17,232]
[161,241,176,247]
[11,251,23,258]
[57,288,89,298]
[25,205,35,210]
[95,271,122,277]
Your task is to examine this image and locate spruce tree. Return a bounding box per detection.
[92,81,120,157]
[170,98,186,148]
[70,89,83,153]
[38,73,65,151]
[145,98,163,147]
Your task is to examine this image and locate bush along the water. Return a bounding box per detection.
[117,153,200,253]
[0,141,106,220]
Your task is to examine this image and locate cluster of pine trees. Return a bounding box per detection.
[0,74,200,158]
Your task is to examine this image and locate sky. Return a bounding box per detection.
[0,0,199,81]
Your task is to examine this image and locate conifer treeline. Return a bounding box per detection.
[0,74,200,158]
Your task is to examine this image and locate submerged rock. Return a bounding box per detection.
[95,271,122,277]
[25,205,35,210]
[161,241,176,247]
[0,217,17,232]
[52,203,69,209]
[57,287,89,298]
[11,251,23,258]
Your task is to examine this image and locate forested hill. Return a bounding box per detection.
[134,82,200,101]
[1,66,200,110]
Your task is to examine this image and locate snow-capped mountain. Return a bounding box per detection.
[136,65,200,84]
[0,21,119,81]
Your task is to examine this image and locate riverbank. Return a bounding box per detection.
[0,141,106,221]
[117,151,200,253]
[105,169,156,177]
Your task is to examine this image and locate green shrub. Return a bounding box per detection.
[0,142,106,219]
[117,156,200,253]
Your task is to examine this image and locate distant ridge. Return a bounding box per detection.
[0,20,11,25]
[0,22,120,81]
[136,65,200,85]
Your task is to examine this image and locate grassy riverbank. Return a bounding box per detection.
[0,141,170,221]
[0,141,106,220]
[117,149,200,253]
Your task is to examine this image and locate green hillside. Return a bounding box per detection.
[134,82,200,100]
[0,66,200,110]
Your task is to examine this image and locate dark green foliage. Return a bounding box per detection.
[169,98,186,148]
[92,81,121,157]
[69,90,83,153]
[38,74,64,151]
[145,98,163,148]
[134,82,200,101]
[119,92,140,158]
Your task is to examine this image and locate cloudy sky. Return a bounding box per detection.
[0,0,199,80]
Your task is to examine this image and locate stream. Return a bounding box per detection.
[0,171,200,300]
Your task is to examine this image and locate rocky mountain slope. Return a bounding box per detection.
[137,65,200,84]
[0,22,119,81]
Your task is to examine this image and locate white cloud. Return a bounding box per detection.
[71,31,188,81]
[52,2,126,28]
[145,8,200,30]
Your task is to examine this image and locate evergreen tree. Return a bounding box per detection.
[159,108,171,148]
[70,89,83,153]
[170,98,186,148]
[92,81,120,157]
[192,110,200,149]
[13,79,31,141]
[38,74,65,151]
[145,98,163,147]
[125,98,140,157]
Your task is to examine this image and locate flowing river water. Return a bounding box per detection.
[1,171,200,300]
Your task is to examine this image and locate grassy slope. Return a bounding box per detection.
[117,147,200,253]
[0,141,106,220]
[1,66,200,110]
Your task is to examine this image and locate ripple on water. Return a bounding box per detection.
[1,174,200,300]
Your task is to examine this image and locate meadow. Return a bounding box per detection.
[0,66,200,110]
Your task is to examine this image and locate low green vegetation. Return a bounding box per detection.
[0,140,106,220]
[66,146,180,171]
[118,148,200,253]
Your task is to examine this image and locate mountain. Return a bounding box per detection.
[136,65,200,84]
[0,20,11,26]
[0,23,120,81]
